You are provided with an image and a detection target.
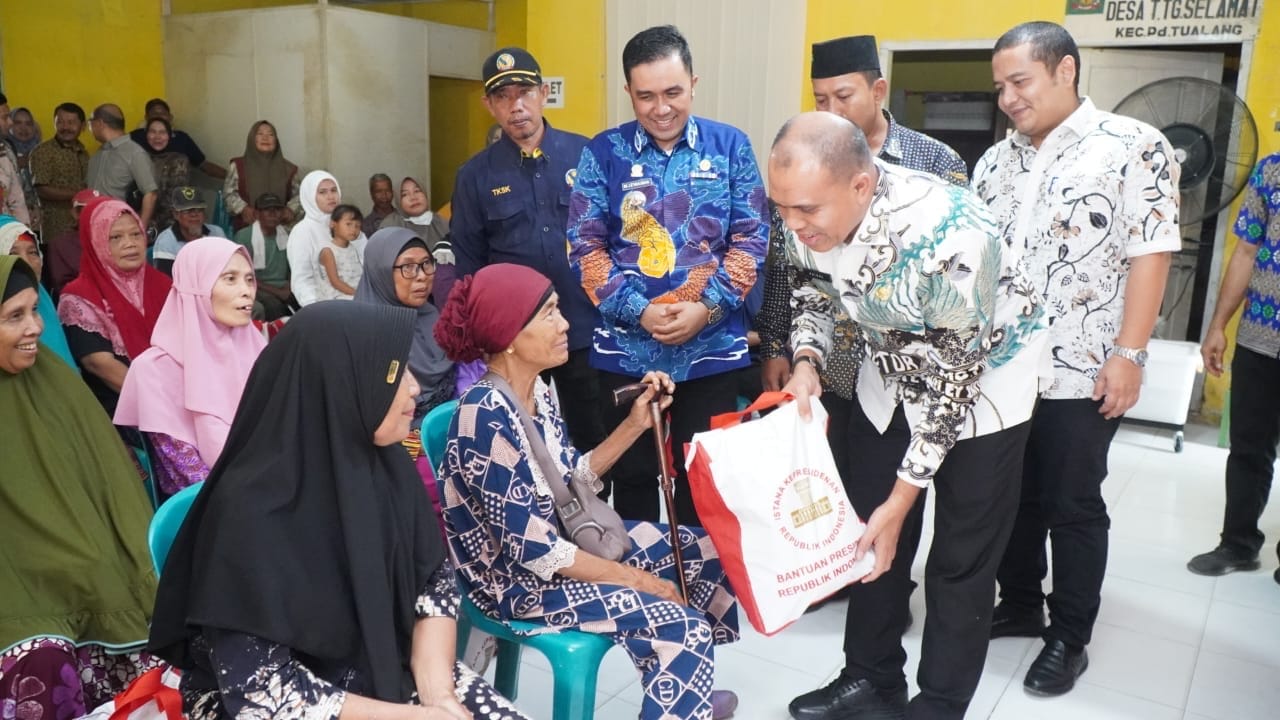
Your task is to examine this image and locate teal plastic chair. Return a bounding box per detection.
[421,400,614,720]
[148,481,204,575]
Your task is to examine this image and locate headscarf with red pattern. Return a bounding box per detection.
[58,199,172,359]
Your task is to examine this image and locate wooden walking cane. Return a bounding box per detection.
[613,381,689,603]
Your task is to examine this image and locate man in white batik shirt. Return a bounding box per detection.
[773,111,1050,720]
[971,21,1179,698]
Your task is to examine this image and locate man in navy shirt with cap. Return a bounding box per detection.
[451,48,608,479]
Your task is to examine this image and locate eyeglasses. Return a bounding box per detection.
[394,259,437,279]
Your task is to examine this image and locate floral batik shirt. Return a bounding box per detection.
[971,97,1181,399]
[788,162,1048,488]
[1233,152,1280,358]
[568,116,768,381]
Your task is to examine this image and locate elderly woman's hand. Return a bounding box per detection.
[624,371,676,431]
[621,563,685,605]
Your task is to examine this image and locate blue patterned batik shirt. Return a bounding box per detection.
[1235,152,1280,358]
[568,117,768,381]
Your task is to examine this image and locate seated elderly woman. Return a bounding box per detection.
[58,198,172,418]
[115,237,267,498]
[356,228,456,505]
[148,301,531,720]
[435,264,741,720]
[0,214,75,367]
[0,256,159,719]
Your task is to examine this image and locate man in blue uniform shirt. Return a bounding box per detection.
[568,25,768,526]
[452,47,609,473]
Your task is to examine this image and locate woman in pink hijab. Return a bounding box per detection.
[115,237,266,498]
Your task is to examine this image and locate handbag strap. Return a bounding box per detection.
[482,373,578,513]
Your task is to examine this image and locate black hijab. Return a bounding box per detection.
[149,300,445,703]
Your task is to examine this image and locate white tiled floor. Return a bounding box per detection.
[481,423,1280,719]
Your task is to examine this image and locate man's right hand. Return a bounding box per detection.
[639,303,667,336]
[781,355,822,421]
[762,357,792,392]
[1202,326,1228,377]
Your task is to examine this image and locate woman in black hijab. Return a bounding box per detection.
[149,301,529,720]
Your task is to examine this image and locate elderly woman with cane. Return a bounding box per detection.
[435,263,741,720]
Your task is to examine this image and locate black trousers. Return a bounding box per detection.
[841,404,1029,720]
[996,398,1120,648]
[1221,346,1280,559]
[545,349,610,495]
[599,369,739,527]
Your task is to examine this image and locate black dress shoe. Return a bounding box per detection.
[1187,546,1261,576]
[789,675,907,720]
[1023,639,1088,696]
[990,604,1045,639]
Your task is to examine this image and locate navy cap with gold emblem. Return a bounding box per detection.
[811,35,880,79]
[482,47,542,94]
[171,185,206,211]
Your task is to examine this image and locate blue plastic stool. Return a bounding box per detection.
[148,481,204,575]
[423,399,617,720]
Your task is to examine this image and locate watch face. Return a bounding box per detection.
[1136,349,1149,365]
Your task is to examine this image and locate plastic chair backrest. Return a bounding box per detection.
[148,481,204,576]
[421,399,459,469]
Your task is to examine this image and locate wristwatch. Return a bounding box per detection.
[1111,345,1149,368]
[794,354,821,371]
[700,297,724,325]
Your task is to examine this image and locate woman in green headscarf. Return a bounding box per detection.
[0,255,159,718]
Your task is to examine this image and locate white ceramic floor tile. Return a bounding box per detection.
[713,649,843,720]
[723,599,847,678]
[1185,650,1280,720]
[1094,575,1211,647]
[1105,537,1219,597]
[1209,560,1280,615]
[1112,472,1224,521]
[988,680,1183,720]
[1199,600,1280,669]
[1109,504,1225,557]
[1049,623,1198,709]
[592,692,643,719]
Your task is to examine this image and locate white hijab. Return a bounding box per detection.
[289,170,366,306]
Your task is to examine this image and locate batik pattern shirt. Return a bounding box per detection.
[971,97,1181,399]
[30,139,90,239]
[181,559,469,720]
[568,117,768,381]
[788,162,1047,487]
[443,379,602,616]
[1234,152,1280,358]
[759,110,968,398]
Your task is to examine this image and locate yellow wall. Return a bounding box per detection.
[429,76,490,205]
[526,0,607,137]
[806,0,1280,416]
[0,0,166,150]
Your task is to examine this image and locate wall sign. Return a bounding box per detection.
[545,76,565,109]
[1064,0,1263,42]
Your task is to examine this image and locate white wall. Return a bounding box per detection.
[604,0,807,179]
[164,5,492,207]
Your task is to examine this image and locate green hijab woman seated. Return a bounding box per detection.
[0,256,159,718]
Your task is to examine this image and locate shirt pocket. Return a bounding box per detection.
[483,195,526,250]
